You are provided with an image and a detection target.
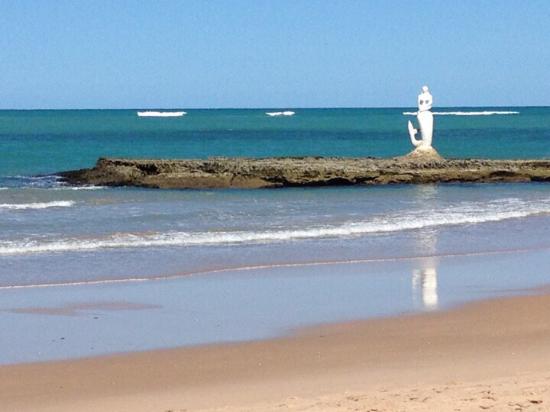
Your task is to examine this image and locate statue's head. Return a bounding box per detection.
[417,85,433,111]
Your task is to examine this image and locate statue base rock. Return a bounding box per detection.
[403,146,443,161]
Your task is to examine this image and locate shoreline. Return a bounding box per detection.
[3,244,548,290]
[3,290,550,411]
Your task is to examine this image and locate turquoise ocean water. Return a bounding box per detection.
[1,107,549,178]
[1,107,550,363]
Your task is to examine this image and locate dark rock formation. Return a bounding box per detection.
[58,153,550,189]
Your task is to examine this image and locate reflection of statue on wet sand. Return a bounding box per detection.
[411,220,439,310]
[412,266,438,310]
[406,86,441,159]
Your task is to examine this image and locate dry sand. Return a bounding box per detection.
[2,292,550,411]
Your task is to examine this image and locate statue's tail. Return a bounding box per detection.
[408,120,421,147]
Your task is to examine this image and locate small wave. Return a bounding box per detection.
[1,175,62,189]
[70,186,105,190]
[1,198,548,255]
[403,111,519,116]
[266,111,295,117]
[0,188,7,191]
[137,111,186,117]
[53,185,105,191]
[0,200,76,210]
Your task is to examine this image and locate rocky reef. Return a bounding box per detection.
[59,152,550,189]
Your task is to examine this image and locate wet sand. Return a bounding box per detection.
[6,301,161,316]
[4,248,550,364]
[2,291,550,411]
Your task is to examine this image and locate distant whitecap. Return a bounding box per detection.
[137,111,186,117]
[403,111,519,116]
[266,111,295,117]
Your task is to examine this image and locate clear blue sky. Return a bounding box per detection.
[1,0,549,109]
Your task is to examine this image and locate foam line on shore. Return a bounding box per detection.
[1,245,548,291]
[0,200,75,210]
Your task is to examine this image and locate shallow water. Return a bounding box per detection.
[1,184,550,287]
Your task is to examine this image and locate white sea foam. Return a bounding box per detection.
[1,198,548,255]
[403,111,519,116]
[71,186,105,190]
[266,111,295,117]
[3,175,62,189]
[0,200,76,210]
[0,187,7,190]
[137,111,186,117]
[53,185,105,191]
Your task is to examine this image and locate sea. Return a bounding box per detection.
[1,107,550,363]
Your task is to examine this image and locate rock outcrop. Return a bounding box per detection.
[58,154,550,189]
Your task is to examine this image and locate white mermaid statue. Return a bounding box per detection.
[408,85,434,152]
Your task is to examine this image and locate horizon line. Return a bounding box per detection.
[0,105,548,111]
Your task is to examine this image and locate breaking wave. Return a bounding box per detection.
[266,111,295,117]
[1,198,548,255]
[137,111,186,117]
[403,111,519,116]
[0,200,76,210]
[0,175,63,189]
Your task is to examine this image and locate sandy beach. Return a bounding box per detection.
[2,290,550,412]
